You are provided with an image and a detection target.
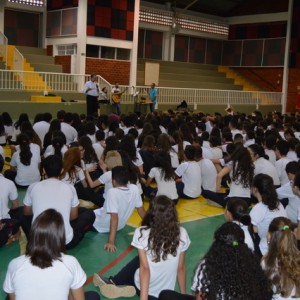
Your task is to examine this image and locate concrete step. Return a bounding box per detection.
[30,63,63,73]
[137,79,243,90]
[24,54,55,65]
[16,46,47,56]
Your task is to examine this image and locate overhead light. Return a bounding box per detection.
[8,0,44,7]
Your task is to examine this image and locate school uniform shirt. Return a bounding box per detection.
[175,161,202,198]
[98,171,112,200]
[3,254,86,300]
[61,166,85,186]
[93,184,143,233]
[132,226,190,298]
[244,139,255,147]
[275,157,292,186]
[201,146,214,159]
[15,143,41,156]
[171,141,191,154]
[148,167,178,200]
[0,174,18,219]
[254,157,280,186]
[277,182,300,223]
[93,142,105,160]
[226,162,251,198]
[43,144,68,158]
[287,151,297,161]
[198,158,217,192]
[33,121,50,144]
[0,145,4,159]
[23,178,79,244]
[10,150,41,186]
[232,220,254,251]
[208,147,223,160]
[170,150,179,168]
[250,202,287,255]
[60,122,77,145]
[132,151,144,168]
[265,149,276,166]
[4,125,13,138]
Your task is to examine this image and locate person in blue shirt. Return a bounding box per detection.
[148,83,158,113]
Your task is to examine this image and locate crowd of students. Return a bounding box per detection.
[1,108,300,299]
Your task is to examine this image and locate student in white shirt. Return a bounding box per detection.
[144,151,178,203]
[93,166,145,252]
[93,196,190,300]
[248,144,280,186]
[263,217,300,300]
[3,209,100,300]
[275,140,292,186]
[224,197,254,251]
[175,145,202,199]
[250,174,287,256]
[276,161,300,223]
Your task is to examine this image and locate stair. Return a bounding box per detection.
[218,66,274,105]
[137,59,243,90]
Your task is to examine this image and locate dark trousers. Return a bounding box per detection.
[159,290,194,300]
[176,181,197,200]
[87,95,99,117]
[110,256,158,300]
[112,102,121,115]
[201,189,252,208]
[75,182,105,207]
[66,207,96,249]
[0,218,20,247]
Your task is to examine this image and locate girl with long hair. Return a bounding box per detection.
[144,151,178,203]
[250,173,287,256]
[224,197,254,251]
[248,144,280,186]
[43,135,68,159]
[157,133,179,168]
[203,144,254,208]
[10,113,29,144]
[5,133,41,187]
[43,119,61,150]
[263,217,300,300]
[172,130,190,164]
[93,195,190,300]
[60,147,102,207]
[120,134,144,175]
[3,209,100,300]
[2,112,13,143]
[0,115,7,145]
[190,222,269,300]
[139,134,158,177]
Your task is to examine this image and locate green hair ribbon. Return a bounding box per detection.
[282,225,289,231]
[232,241,239,246]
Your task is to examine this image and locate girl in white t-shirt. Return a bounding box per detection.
[263,217,300,300]
[144,151,178,203]
[250,174,287,256]
[190,222,269,300]
[3,209,100,300]
[224,197,254,251]
[93,195,190,300]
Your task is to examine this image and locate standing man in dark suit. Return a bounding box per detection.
[84,74,99,117]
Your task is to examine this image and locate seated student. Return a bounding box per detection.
[175,145,202,199]
[263,217,300,300]
[159,222,269,300]
[0,155,20,247]
[3,209,100,300]
[143,151,178,203]
[224,197,254,251]
[93,166,145,252]
[23,155,95,249]
[275,140,292,186]
[93,196,190,300]
[250,174,287,256]
[276,161,300,223]
[5,133,41,188]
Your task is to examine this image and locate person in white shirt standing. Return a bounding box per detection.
[84,74,99,117]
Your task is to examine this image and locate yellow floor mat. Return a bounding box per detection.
[127,195,224,228]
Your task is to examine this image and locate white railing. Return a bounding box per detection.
[118,85,282,108]
[0,69,282,108]
[0,31,8,69]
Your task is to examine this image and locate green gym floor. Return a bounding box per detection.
[0,187,225,300]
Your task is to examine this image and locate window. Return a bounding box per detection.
[86,45,130,61]
[57,44,77,55]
